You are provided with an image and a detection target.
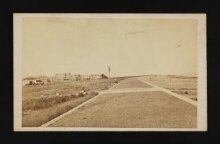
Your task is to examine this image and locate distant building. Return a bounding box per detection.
[52,73,75,82]
[100,74,108,79]
[22,79,31,86]
[91,74,102,80]
[22,77,36,86]
[74,74,82,81]
[38,75,51,84]
[63,73,72,81]
[53,73,65,82]
[82,75,91,81]
[48,73,105,83]
[22,75,51,85]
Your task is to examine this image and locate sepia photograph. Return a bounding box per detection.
[13,14,207,131]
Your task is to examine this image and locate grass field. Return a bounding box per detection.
[22,77,127,127]
[141,75,197,101]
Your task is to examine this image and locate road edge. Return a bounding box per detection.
[40,81,119,127]
[137,77,198,107]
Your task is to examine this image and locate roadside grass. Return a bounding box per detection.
[22,91,98,112]
[22,77,127,127]
[142,75,198,100]
[23,94,77,111]
[22,94,95,127]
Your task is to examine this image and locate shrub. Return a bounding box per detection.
[184,91,188,94]
[90,91,98,96]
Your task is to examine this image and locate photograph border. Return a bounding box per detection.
[2,0,219,144]
[13,13,207,132]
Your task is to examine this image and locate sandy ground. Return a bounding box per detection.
[50,78,197,128]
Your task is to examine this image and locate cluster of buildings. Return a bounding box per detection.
[51,73,104,82]
[22,73,108,86]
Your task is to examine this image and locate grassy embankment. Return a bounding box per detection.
[22,77,127,127]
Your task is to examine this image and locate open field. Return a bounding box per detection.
[22,77,128,127]
[140,75,197,101]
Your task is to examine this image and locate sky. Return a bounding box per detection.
[22,17,198,78]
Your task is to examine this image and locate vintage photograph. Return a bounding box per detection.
[13,14,207,131]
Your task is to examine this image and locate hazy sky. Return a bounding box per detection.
[22,17,198,77]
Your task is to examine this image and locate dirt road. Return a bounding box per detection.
[48,78,197,128]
